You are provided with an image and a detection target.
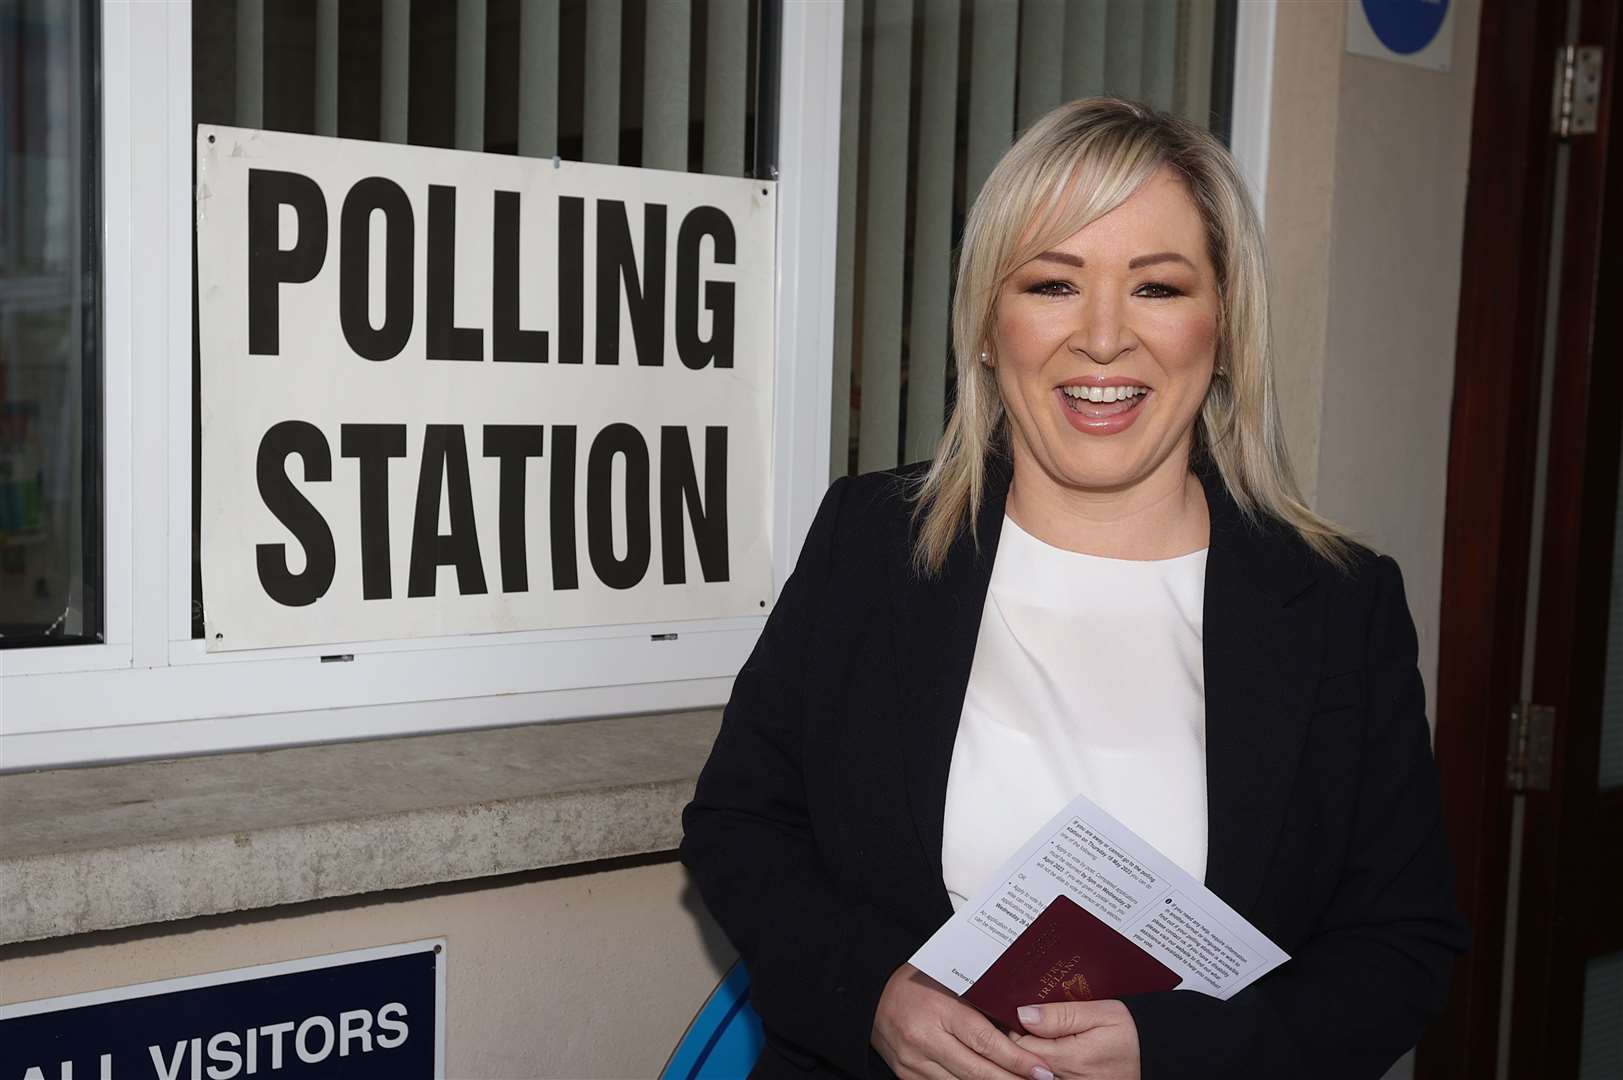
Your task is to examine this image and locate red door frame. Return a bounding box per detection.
[1417,0,1569,1074]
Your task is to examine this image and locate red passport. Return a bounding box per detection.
[961,895,1181,1034]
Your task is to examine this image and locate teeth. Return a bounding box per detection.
[1061,385,1146,402]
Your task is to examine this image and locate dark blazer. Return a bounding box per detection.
[680,457,1469,1080]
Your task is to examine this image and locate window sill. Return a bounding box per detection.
[0,709,721,945]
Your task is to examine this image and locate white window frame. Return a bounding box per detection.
[0,0,1271,771]
[1229,0,1277,220]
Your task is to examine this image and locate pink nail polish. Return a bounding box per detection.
[1031,1068,1055,1080]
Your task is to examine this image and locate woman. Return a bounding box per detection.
[680,98,1468,1080]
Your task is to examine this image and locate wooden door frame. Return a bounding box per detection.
[1416,0,1569,1075]
[1509,0,1623,1071]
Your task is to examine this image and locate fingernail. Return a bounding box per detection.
[1018,1006,1042,1026]
[1031,1068,1054,1080]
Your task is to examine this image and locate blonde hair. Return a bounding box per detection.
[910,97,1353,574]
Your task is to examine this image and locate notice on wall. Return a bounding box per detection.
[196,126,776,651]
[0,939,445,1078]
[1346,0,1454,72]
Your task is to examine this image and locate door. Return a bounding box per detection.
[1423,0,1623,1075]
[1506,0,1623,1069]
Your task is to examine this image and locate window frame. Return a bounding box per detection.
[0,0,1276,771]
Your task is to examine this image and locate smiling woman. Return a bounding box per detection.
[990,168,1219,550]
[681,98,1469,1080]
[911,101,1346,578]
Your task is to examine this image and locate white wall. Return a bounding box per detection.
[1263,4,1483,1078]
[1266,0,1482,726]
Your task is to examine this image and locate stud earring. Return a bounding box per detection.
[980,350,992,367]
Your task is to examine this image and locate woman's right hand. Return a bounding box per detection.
[871,964,1055,1080]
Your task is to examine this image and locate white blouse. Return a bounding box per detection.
[941,514,1210,911]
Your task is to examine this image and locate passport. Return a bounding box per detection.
[961,895,1181,1034]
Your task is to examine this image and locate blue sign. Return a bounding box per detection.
[1360,0,1451,55]
[1,941,444,1079]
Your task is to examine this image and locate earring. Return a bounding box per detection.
[980,350,992,367]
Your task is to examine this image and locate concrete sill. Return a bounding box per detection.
[0,710,722,945]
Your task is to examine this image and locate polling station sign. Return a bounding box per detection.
[197,126,776,651]
[0,939,445,1078]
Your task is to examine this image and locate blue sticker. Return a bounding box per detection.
[1360,0,1451,55]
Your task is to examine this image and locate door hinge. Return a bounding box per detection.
[1506,702,1556,792]
[1553,45,1603,139]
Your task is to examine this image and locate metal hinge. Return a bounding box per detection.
[1553,45,1603,139]
[1506,702,1556,792]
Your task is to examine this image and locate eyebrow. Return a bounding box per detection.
[1030,250,1197,270]
[1128,251,1196,270]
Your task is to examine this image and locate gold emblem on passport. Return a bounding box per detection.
[1059,972,1093,1000]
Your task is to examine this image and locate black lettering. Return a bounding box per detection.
[558,197,584,365]
[426,185,484,361]
[255,421,335,607]
[408,425,488,596]
[248,170,328,356]
[550,425,579,589]
[595,200,666,366]
[675,206,736,370]
[339,177,415,361]
[483,425,546,592]
[492,191,548,363]
[340,424,408,599]
[586,423,651,589]
[660,426,729,583]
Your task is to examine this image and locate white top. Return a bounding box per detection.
[941,514,1210,911]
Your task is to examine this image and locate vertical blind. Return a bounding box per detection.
[199,0,763,176]
[833,0,1230,478]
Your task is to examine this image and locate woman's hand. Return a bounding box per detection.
[1010,1000,1141,1080]
[872,964,1056,1080]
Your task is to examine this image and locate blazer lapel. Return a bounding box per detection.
[1197,466,1325,917]
[893,462,1011,923]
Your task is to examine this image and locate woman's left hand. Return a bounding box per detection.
[1009,1000,1141,1080]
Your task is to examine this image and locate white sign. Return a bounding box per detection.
[1346,0,1455,72]
[197,127,776,651]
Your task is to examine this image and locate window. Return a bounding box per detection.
[0,0,1262,770]
[0,0,101,647]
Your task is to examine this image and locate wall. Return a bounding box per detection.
[1266,0,1482,725]
[1263,4,1484,1079]
[0,857,735,1079]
